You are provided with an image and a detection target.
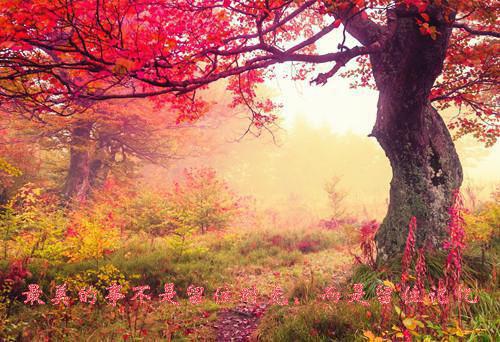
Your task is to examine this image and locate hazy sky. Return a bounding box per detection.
[152,29,499,221]
[156,71,498,221]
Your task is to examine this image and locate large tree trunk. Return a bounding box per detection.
[62,122,93,201]
[370,7,463,261]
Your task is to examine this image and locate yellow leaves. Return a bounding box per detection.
[363,330,385,342]
[463,203,497,243]
[402,317,424,331]
[383,280,395,289]
[445,320,481,337]
[447,326,466,337]
[65,215,120,262]
[0,157,22,177]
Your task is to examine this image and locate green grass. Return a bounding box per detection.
[256,301,378,342]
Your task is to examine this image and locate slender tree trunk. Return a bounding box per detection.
[62,122,93,200]
[370,7,463,261]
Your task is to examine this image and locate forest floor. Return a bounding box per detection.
[210,247,354,341]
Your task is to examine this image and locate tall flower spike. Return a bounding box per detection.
[415,247,428,292]
[444,190,465,299]
[401,216,417,284]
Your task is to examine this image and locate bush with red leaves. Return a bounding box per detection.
[296,238,321,253]
[0,259,31,303]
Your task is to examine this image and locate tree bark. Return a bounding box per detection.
[370,7,463,261]
[62,122,93,201]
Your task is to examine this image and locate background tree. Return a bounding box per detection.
[166,167,240,235]
[325,176,348,220]
[1,99,199,201]
[0,0,498,259]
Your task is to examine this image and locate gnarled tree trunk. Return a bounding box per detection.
[370,7,463,261]
[62,122,93,201]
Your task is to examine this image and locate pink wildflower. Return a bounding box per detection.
[320,286,341,303]
[359,220,379,268]
[415,247,427,292]
[443,190,466,298]
[239,285,258,305]
[375,284,393,305]
[436,279,449,305]
[213,285,233,304]
[401,216,417,285]
[403,328,412,342]
[402,286,424,305]
[458,285,479,304]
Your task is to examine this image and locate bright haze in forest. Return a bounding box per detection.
[148,71,499,221]
[142,28,499,221]
[1,0,498,237]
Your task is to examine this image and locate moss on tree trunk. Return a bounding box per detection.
[374,104,462,261]
[369,7,463,260]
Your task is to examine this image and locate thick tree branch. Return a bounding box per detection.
[327,3,385,46]
[452,23,500,38]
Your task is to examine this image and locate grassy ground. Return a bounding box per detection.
[1,220,498,341]
[1,224,359,341]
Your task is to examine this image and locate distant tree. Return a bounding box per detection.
[325,176,348,220]
[1,100,195,201]
[166,168,240,235]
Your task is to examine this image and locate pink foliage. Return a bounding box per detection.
[375,284,393,305]
[358,220,379,268]
[347,283,369,307]
[214,285,233,304]
[415,247,428,291]
[443,190,466,299]
[78,287,97,305]
[268,285,288,306]
[320,286,341,303]
[239,285,258,305]
[401,216,417,284]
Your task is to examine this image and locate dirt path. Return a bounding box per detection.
[213,303,268,341]
[212,249,354,341]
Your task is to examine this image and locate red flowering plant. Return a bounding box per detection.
[368,191,482,340]
[354,220,379,269]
